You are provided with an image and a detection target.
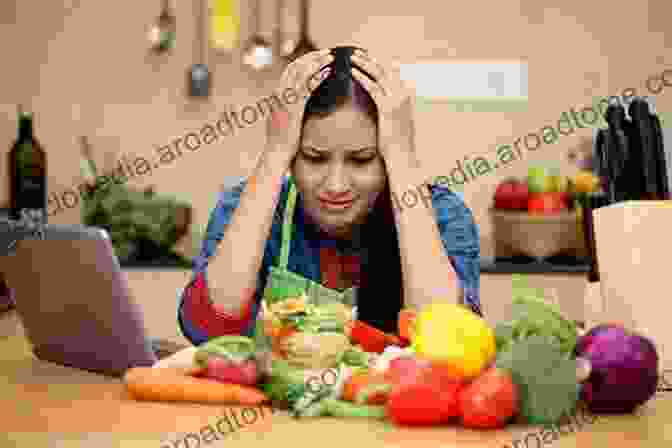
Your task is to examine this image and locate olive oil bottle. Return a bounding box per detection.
[8,106,47,222]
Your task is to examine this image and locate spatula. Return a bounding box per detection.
[188,0,210,98]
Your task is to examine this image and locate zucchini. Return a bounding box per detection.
[323,398,387,418]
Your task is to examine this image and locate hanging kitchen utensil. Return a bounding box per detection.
[149,0,176,53]
[210,0,240,52]
[188,0,211,98]
[277,0,294,59]
[281,0,318,64]
[242,0,275,70]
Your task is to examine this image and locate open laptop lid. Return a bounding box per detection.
[4,224,157,376]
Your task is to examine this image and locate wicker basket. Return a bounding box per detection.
[490,208,587,260]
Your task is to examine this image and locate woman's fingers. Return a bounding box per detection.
[352,66,385,102]
[294,53,334,93]
[305,66,332,96]
[351,50,387,84]
[283,49,332,87]
[277,52,332,106]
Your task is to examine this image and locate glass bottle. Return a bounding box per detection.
[9,106,47,223]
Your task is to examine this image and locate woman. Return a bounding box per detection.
[178,47,481,346]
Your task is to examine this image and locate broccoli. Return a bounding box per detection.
[495,335,580,425]
[495,291,579,358]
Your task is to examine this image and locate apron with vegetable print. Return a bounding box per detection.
[254,177,357,351]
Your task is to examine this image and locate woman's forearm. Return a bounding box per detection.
[207,146,294,314]
[383,148,460,309]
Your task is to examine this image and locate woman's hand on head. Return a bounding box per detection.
[350,49,416,159]
[265,49,334,160]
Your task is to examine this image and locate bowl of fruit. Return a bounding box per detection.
[491,167,601,260]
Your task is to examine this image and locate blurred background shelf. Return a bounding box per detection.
[480,255,591,274]
[1,208,193,270]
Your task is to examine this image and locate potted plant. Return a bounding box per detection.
[79,142,192,268]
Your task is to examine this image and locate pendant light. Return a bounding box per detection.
[242,0,275,70]
[281,0,318,63]
[149,0,176,53]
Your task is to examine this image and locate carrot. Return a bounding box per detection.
[398,309,417,341]
[272,325,297,358]
[123,367,269,405]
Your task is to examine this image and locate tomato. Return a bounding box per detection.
[421,361,465,386]
[385,360,464,426]
[527,192,567,214]
[494,180,529,210]
[387,379,462,426]
[458,367,519,428]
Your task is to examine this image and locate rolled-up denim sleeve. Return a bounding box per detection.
[430,185,482,316]
[177,179,261,345]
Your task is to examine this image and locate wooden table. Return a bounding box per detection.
[2,331,670,448]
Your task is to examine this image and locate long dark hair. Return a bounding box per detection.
[300,47,404,333]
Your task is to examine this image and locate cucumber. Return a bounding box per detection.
[323,398,387,419]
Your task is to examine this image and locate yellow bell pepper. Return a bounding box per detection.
[412,302,496,380]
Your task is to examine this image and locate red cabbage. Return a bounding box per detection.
[574,324,659,414]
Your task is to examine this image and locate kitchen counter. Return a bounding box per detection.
[1,309,669,448]
[120,255,594,274]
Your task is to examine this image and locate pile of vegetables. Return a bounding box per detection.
[491,275,660,423]
[122,280,662,431]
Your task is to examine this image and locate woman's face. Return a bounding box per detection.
[293,101,386,239]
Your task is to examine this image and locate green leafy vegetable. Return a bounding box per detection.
[495,277,578,357]
[495,335,579,424]
[284,383,308,408]
[258,359,307,403]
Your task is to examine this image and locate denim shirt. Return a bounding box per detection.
[178,176,481,346]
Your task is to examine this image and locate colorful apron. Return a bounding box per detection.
[254,177,357,348]
[262,177,358,308]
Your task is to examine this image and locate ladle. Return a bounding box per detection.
[149,0,176,53]
[281,0,318,63]
[242,0,275,70]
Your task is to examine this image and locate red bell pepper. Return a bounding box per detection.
[349,320,402,353]
[387,378,462,426]
[398,309,417,341]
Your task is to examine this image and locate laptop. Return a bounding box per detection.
[3,224,188,377]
